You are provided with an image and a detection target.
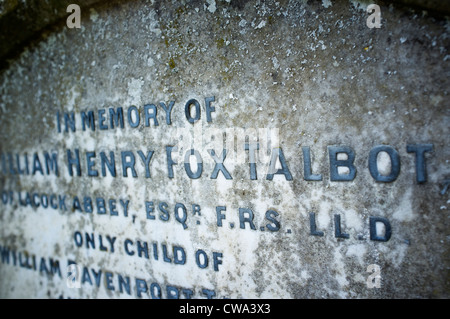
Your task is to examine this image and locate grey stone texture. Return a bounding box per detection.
[0,0,448,298]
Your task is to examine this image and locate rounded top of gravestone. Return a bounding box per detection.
[0,0,449,71]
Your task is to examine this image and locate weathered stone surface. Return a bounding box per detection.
[0,0,448,299]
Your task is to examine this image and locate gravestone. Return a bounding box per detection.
[0,0,448,299]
